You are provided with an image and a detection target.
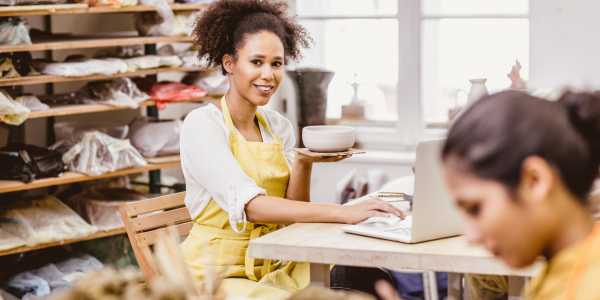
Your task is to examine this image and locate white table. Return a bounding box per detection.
[248,177,543,299]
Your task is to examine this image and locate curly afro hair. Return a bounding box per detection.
[193,0,311,74]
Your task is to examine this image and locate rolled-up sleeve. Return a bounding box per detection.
[180,108,265,232]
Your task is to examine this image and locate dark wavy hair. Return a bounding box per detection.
[442,90,600,201]
[193,0,311,74]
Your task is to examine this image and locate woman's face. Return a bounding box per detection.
[443,160,555,268]
[224,31,285,106]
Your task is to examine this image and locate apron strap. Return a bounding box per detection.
[220,96,283,144]
[244,224,280,281]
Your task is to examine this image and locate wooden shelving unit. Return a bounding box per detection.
[0,227,126,257]
[0,3,207,17]
[0,66,203,87]
[0,35,193,53]
[27,95,221,119]
[0,1,203,261]
[0,157,181,194]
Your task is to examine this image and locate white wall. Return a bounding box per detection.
[530,0,600,88]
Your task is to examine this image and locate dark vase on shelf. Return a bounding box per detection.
[287,68,334,128]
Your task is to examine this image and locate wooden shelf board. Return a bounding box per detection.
[0,159,180,194]
[0,66,202,87]
[0,3,206,16]
[28,103,133,118]
[0,35,192,53]
[0,227,126,257]
[25,95,221,119]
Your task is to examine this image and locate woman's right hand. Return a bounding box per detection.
[334,198,405,224]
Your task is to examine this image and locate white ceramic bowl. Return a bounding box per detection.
[302,125,356,152]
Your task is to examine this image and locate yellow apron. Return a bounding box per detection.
[180,97,310,300]
[525,223,600,300]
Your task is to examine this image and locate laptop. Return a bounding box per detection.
[342,139,463,243]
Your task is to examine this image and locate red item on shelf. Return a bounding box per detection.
[149,82,208,109]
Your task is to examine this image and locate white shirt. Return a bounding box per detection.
[180,103,296,232]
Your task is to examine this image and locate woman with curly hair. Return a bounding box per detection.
[179,1,402,299]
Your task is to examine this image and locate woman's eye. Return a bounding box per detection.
[272,61,283,68]
[252,60,262,66]
[465,204,480,217]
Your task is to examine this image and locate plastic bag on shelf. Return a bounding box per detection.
[129,117,181,158]
[0,143,66,182]
[61,131,147,176]
[182,68,229,95]
[149,82,207,108]
[0,196,98,246]
[0,90,29,125]
[4,272,50,298]
[55,254,104,282]
[16,95,49,112]
[0,227,27,252]
[4,255,103,299]
[40,92,86,106]
[140,0,175,22]
[0,18,31,45]
[40,58,128,77]
[157,44,207,68]
[65,188,148,230]
[53,121,129,145]
[123,55,182,72]
[82,78,149,108]
[135,11,199,37]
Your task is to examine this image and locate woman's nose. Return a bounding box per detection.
[261,66,274,80]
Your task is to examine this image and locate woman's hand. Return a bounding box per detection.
[376,280,404,300]
[333,197,405,224]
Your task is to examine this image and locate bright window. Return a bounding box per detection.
[421,0,529,123]
[295,0,530,144]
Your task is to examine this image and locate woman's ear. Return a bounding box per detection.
[222,54,234,75]
[518,156,555,205]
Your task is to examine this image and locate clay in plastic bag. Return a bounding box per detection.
[129,117,181,157]
[0,195,97,246]
[123,55,182,71]
[16,95,49,112]
[41,58,128,77]
[136,11,199,37]
[0,226,26,252]
[65,188,148,230]
[182,68,229,95]
[61,131,147,176]
[0,18,31,45]
[82,78,149,108]
[0,89,29,125]
[4,254,103,299]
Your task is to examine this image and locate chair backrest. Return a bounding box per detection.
[119,192,192,279]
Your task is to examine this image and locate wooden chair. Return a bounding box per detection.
[119,192,193,279]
